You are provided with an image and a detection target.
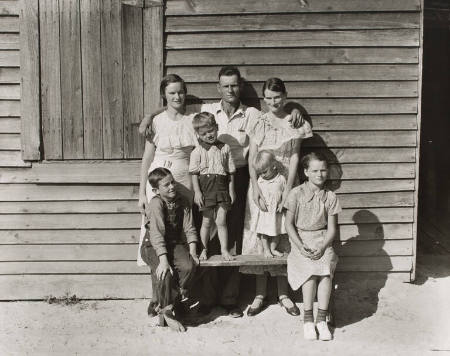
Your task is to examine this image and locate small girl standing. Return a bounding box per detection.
[284,152,341,341]
[253,150,286,258]
[189,112,236,261]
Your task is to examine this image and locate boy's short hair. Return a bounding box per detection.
[253,150,276,175]
[148,167,172,189]
[218,66,242,81]
[301,152,328,169]
[192,112,218,132]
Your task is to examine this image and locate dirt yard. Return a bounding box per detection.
[0,254,448,356]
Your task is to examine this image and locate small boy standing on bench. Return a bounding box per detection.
[140,168,199,332]
[189,112,236,261]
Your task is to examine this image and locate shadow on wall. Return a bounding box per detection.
[275,102,344,190]
[300,133,343,192]
[241,80,261,111]
[333,210,390,328]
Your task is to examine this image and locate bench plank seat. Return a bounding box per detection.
[199,255,287,267]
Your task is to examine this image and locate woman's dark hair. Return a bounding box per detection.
[301,152,328,170]
[160,74,187,98]
[148,167,172,189]
[262,77,287,96]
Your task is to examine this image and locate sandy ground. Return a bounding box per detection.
[0,255,449,356]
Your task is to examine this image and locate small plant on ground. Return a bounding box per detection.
[45,293,80,305]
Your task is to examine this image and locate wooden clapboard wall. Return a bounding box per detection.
[0,0,423,299]
[0,1,25,167]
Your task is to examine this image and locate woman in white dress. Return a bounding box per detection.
[241,77,313,316]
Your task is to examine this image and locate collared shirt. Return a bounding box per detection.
[284,182,342,231]
[189,140,236,176]
[144,194,198,257]
[200,101,261,168]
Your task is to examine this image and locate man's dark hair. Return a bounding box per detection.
[218,66,242,81]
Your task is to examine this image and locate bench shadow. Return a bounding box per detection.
[332,210,391,328]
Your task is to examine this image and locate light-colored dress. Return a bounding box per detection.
[254,174,286,236]
[284,182,341,290]
[137,111,197,266]
[241,113,313,275]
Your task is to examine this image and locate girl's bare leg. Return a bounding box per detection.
[317,275,332,311]
[270,235,283,257]
[199,214,213,260]
[216,207,234,260]
[260,234,273,258]
[302,276,317,311]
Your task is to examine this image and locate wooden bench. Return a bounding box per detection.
[199,254,336,324]
[199,255,287,267]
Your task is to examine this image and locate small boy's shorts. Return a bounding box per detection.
[198,174,231,212]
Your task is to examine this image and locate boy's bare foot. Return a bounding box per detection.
[264,250,274,258]
[162,309,186,332]
[199,249,208,261]
[221,249,235,261]
[271,249,284,257]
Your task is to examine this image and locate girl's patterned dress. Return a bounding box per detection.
[284,182,341,290]
[137,110,197,266]
[240,113,313,275]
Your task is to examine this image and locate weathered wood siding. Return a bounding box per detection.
[0,1,26,167]
[0,0,423,299]
[38,0,144,159]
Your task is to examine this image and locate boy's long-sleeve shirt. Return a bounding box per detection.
[144,195,197,257]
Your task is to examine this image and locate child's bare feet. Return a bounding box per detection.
[264,250,274,258]
[199,249,208,261]
[162,309,186,332]
[271,249,284,257]
[221,249,235,261]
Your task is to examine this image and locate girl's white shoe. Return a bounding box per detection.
[316,321,332,341]
[303,322,317,340]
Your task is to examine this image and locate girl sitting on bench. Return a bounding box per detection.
[284,152,341,341]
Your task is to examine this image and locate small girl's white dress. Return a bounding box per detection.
[284,182,341,290]
[254,174,286,237]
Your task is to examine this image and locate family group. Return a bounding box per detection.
[136,66,341,341]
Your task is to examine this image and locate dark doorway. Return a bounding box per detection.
[418,1,450,255]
